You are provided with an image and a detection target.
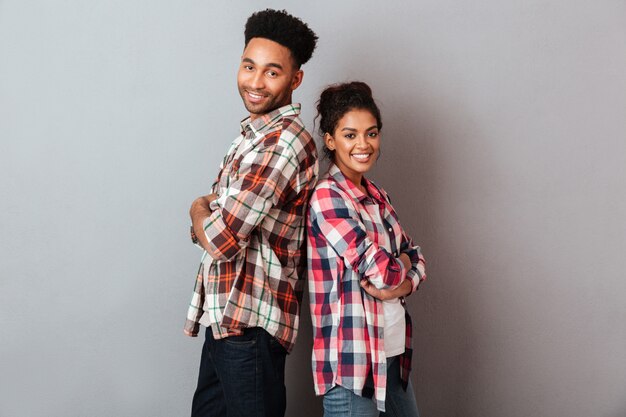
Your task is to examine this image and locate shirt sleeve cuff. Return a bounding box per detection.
[362,246,405,289]
[396,257,407,288]
[404,248,426,294]
[405,269,420,293]
[190,225,206,250]
[202,208,242,261]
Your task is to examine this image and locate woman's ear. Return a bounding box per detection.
[324,132,335,151]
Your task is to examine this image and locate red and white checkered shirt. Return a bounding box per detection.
[185,104,318,352]
[307,164,426,411]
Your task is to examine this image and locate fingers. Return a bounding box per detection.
[202,194,216,204]
[360,279,412,301]
[360,280,387,300]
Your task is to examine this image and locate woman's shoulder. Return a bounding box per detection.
[309,175,355,211]
[313,174,345,194]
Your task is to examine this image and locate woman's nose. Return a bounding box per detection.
[356,134,368,147]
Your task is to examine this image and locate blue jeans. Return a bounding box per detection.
[323,356,420,417]
[191,327,287,417]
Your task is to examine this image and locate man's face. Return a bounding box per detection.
[237,37,303,120]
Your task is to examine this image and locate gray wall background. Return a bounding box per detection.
[1,1,625,416]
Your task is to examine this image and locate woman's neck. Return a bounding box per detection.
[345,172,366,194]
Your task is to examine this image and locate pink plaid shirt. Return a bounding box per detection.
[307,164,426,411]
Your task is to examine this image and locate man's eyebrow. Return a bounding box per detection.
[241,57,283,70]
[266,62,284,70]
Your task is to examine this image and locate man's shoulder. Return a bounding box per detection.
[260,114,316,161]
[275,113,313,144]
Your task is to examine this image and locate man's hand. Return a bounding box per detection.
[189,193,218,251]
[360,278,412,301]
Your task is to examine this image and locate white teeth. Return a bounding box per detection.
[352,154,371,161]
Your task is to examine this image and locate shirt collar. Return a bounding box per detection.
[327,163,386,205]
[240,103,301,136]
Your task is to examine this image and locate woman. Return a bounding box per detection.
[307,81,426,416]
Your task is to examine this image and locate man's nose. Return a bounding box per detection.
[249,72,264,90]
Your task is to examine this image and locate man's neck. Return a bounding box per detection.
[249,100,293,121]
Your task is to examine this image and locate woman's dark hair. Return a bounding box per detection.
[244,9,318,68]
[316,81,382,160]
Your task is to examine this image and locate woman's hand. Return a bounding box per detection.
[360,278,412,301]
[360,252,414,300]
[398,253,412,272]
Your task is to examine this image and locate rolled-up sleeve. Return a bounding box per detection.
[309,185,406,289]
[202,140,298,261]
[400,233,426,294]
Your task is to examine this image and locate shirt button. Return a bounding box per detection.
[388,227,393,232]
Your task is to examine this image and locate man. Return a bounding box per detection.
[185,9,318,417]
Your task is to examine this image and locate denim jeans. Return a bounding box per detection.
[191,326,287,417]
[322,356,420,417]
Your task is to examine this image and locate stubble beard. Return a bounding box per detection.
[238,86,290,118]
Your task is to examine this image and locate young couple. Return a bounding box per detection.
[186,9,426,417]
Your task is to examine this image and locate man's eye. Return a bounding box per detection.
[267,71,277,77]
[244,65,254,71]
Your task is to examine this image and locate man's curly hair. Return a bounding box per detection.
[244,9,318,68]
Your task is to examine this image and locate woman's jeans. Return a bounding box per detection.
[323,356,420,417]
[191,326,287,417]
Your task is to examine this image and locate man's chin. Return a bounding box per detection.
[244,104,279,119]
[243,101,266,114]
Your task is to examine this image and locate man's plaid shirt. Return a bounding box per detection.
[307,164,426,411]
[185,104,318,352]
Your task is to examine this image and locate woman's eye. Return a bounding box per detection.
[344,134,355,139]
[368,132,379,138]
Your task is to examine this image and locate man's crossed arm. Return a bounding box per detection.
[189,193,218,255]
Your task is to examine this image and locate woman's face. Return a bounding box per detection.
[325,108,380,185]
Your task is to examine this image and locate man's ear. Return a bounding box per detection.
[291,69,304,91]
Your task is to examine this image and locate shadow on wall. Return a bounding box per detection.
[370,86,483,416]
[285,290,324,416]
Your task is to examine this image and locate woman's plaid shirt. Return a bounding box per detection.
[184,104,318,352]
[307,164,426,411]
